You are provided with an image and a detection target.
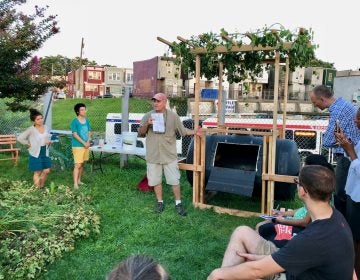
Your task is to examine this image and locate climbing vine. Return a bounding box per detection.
[170,25,316,83]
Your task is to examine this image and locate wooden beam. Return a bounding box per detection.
[193,55,201,204]
[262,174,297,184]
[157,36,173,47]
[195,203,261,217]
[245,32,254,41]
[221,33,236,45]
[217,62,224,126]
[178,162,202,172]
[190,42,293,54]
[205,127,277,137]
[177,36,195,47]
[282,57,290,138]
[271,29,281,42]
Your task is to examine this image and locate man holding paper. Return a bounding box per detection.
[138,92,203,216]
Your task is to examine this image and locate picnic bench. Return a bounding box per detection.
[0,134,20,164]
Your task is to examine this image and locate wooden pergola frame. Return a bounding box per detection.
[157,33,300,217]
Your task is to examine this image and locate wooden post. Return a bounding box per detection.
[261,135,268,214]
[282,57,290,139]
[267,51,281,213]
[218,62,224,126]
[199,135,206,203]
[193,55,201,205]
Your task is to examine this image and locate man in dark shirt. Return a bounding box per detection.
[207,165,354,280]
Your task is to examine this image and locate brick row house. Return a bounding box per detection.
[67,66,133,98]
[105,67,133,97]
[67,66,105,98]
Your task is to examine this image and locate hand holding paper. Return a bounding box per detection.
[151,113,165,133]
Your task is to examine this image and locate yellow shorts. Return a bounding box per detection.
[72,147,89,164]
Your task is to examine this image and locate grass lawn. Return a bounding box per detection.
[1,97,301,279]
[52,98,152,132]
[0,154,301,280]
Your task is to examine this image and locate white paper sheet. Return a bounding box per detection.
[151,113,165,133]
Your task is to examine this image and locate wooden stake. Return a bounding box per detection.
[282,57,290,138]
[156,37,173,47]
[177,36,195,47]
[193,55,201,205]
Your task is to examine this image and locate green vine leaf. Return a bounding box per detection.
[169,25,316,84]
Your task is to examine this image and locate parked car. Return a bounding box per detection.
[97,93,113,98]
[56,92,66,99]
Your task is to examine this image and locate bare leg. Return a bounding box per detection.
[33,171,41,188]
[77,163,84,184]
[73,163,82,187]
[39,168,50,188]
[222,226,264,267]
[172,185,181,201]
[154,184,163,201]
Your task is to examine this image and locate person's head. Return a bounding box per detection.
[107,255,169,280]
[151,93,167,113]
[304,154,334,173]
[296,165,335,202]
[29,108,43,125]
[354,108,360,129]
[310,85,334,110]
[74,103,86,117]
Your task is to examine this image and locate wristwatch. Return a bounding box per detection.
[272,217,277,223]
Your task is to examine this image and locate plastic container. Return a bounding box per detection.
[186,134,300,200]
[122,132,137,150]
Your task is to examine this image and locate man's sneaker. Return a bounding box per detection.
[155,202,165,214]
[175,203,187,216]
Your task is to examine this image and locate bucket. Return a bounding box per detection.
[122,132,137,150]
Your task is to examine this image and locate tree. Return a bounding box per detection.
[306,58,335,69]
[39,55,99,79]
[39,55,71,78]
[0,0,59,111]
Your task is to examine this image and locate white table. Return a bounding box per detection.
[89,144,146,172]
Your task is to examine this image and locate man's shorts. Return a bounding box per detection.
[255,238,283,280]
[147,160,180,186]
[72,147,89,164]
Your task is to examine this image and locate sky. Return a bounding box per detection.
[21,0,360,70]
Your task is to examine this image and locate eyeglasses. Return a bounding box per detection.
[294,177,307,193]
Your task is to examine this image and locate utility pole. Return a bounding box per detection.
[76,37,84,98]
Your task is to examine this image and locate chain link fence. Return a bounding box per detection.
[0,94,332,170]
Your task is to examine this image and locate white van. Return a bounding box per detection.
[105,113,192,156]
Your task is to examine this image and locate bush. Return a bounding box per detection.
[0,180,100,279]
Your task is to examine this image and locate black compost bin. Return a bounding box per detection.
[186,134,300,200]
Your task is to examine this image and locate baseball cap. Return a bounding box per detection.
[152,92,167,101]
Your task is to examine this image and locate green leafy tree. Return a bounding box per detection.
[306,58,335,69]
[39,55,71,77]
[0,0,59,111]
[39,55,99,79]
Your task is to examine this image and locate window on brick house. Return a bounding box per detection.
[88,71,101,80]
